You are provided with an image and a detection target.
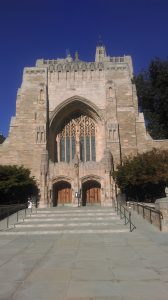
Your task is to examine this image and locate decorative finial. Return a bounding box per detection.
[66,49,71,57]
[75,51,79,61]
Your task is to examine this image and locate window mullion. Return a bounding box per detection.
[89,119,92,161]
[84,119,86,162]
[70,122,72,161]
[57,135,60,162]
[65,126,66,162]
[90,135,92,161]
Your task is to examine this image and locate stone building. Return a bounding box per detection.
[0,44,168,207]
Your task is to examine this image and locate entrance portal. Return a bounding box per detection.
[82,180,101,206]
[53,181,72,206]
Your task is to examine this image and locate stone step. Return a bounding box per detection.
[15,222,124,228]
[0,228,129,235]
[30,213,116,218]
[32,211,116,216]
[25,216,119,222]
[0,207,129,235]
[35,209,115,214]
[23,217,120,223]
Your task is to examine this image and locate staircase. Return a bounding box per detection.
[3,207,129,235]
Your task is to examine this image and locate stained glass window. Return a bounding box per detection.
[57,114,96,162]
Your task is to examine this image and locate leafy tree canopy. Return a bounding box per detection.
[134,58,168,139]
[0,165,38,205]
[112,149,168,202]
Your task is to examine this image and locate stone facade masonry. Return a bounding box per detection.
[0,45,168,207]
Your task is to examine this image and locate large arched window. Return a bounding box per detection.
[56,114,96,162]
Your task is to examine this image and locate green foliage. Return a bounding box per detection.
[0,165,38,205]
[134,58,168,139]
[112,149,168,202]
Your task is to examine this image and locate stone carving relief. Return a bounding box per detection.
[49,65,54,72]
[81,63,87,71]
[65,64,71,71]
[97,62,104,70]
[90,63,95,71]
[72,63,79,71]
[46,61,105,74]
[57,64,63,72]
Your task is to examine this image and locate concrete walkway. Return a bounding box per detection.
[0,207,168,300]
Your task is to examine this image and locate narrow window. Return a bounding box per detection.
[86,136,90,161]
[66,137,70,162]
[71,136,75,160]
[60,138,65,161]
[91,136,96,161]
[80,136,85,162]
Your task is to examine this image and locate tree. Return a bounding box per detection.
[0,165,38,205]
[134,58,168,139]
[0,134,5,144]
[112,149,168,202]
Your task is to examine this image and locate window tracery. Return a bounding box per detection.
[56,114,96,162]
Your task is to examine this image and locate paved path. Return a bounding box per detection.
[0,207,168,300]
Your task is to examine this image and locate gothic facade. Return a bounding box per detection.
[0,45,168,207]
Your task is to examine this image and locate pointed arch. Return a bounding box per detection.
[49,95,102,129]
[49,96,103,163]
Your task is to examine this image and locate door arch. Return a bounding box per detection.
[53,181,72,206]
[82,180,101,206]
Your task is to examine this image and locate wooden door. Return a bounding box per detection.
[56,182,72,205]
[84,181,101,205]
[86,187,100,204]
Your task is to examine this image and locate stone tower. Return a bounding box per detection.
[0,44,168,207]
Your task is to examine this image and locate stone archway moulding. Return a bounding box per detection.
[51,176,72,185]
[49,95,103,127]
[81,175,103,184]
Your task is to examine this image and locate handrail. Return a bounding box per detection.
[130,202,161,214]
[0,203,37,230]
[0,204,26,208]
[115,200,136,232]
[128,201,163,231]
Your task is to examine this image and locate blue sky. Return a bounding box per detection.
[0,0,168,136]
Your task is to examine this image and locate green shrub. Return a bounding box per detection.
[0,165,38,205]
[112,149,168,202]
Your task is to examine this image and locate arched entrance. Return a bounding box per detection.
[53,181,72,206]
[82,180,101,206]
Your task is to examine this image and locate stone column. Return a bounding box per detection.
[102,149,113,206]
[39,149,49,208]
